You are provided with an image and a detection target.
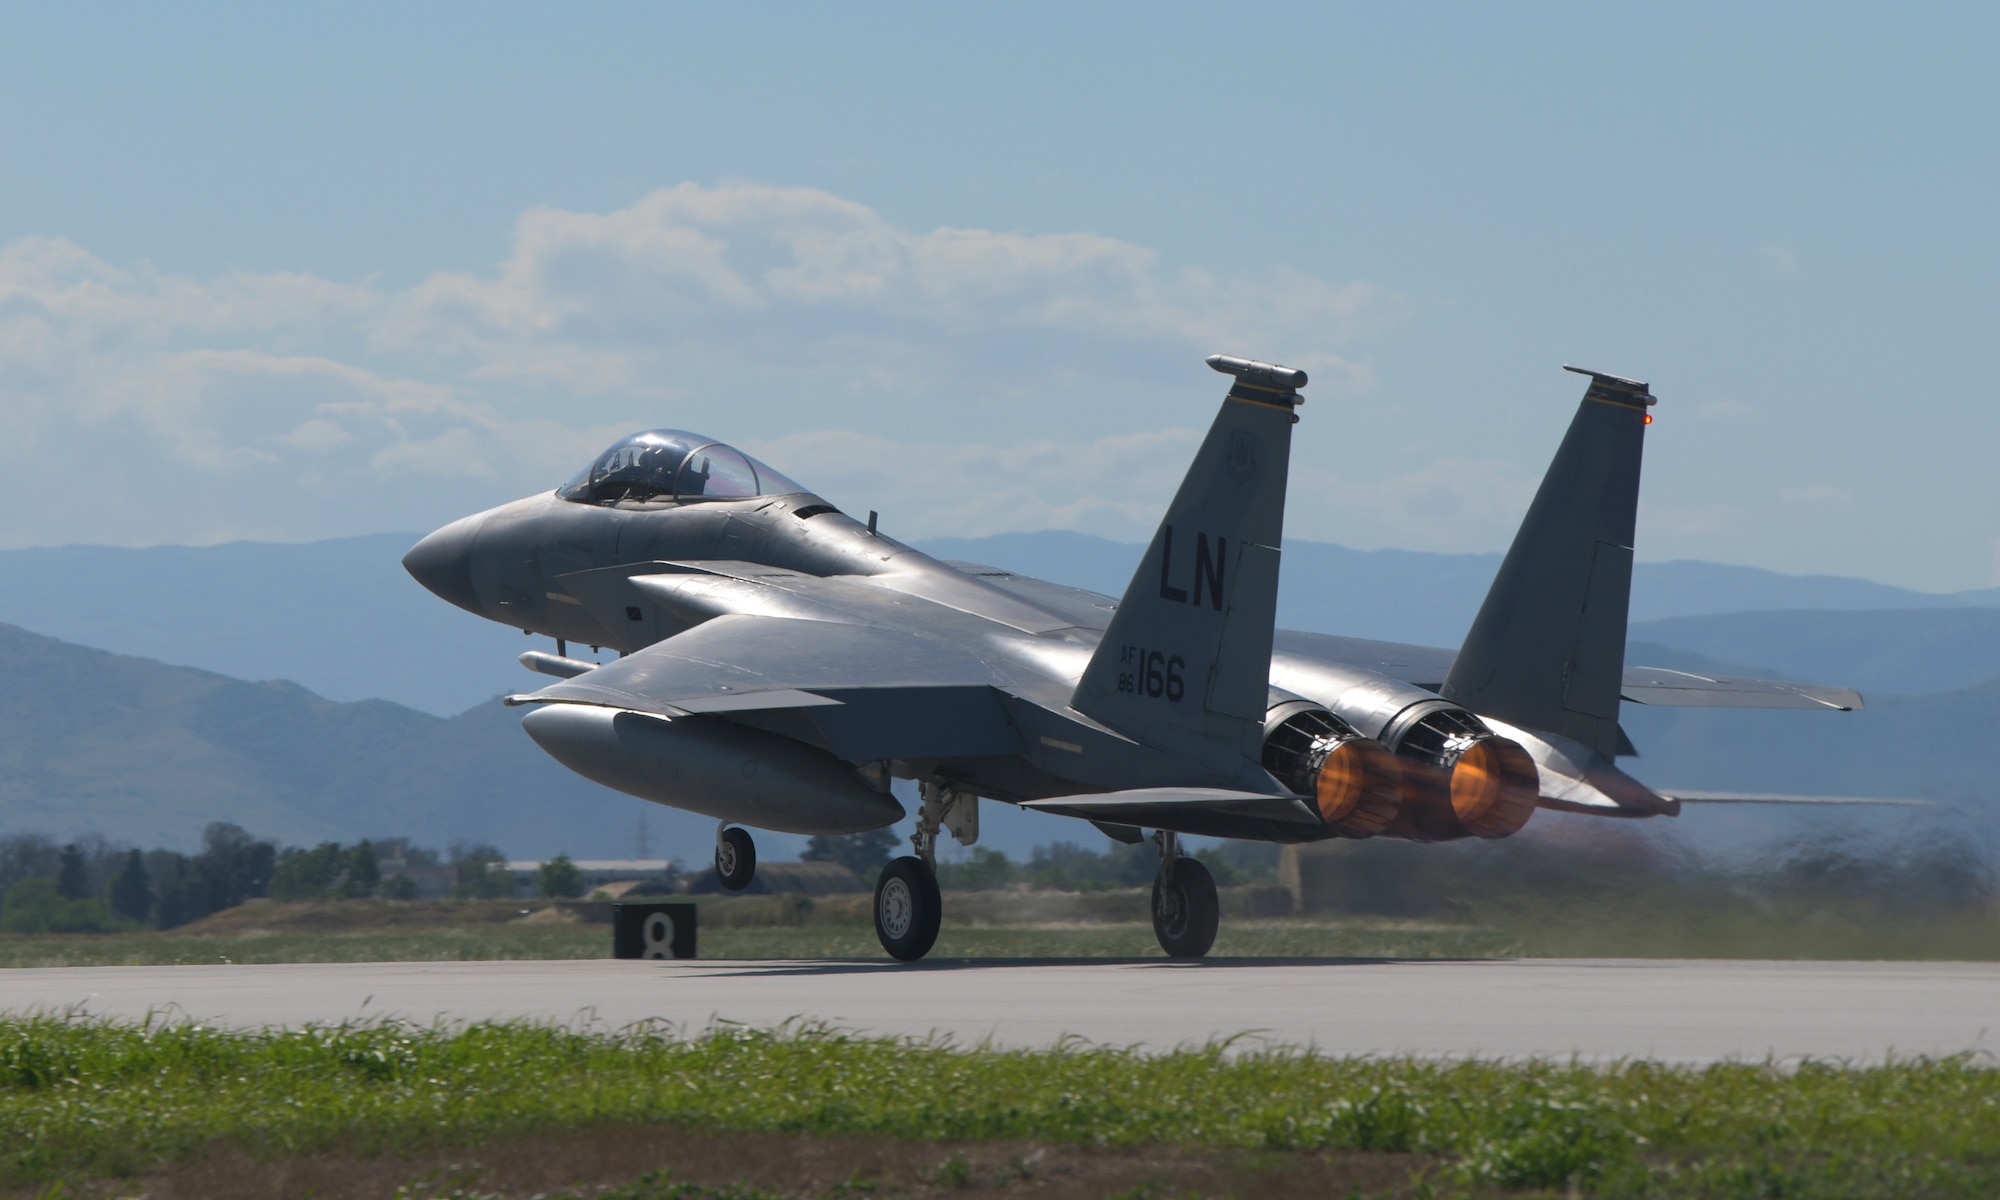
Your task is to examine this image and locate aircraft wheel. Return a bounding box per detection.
[715,827,757,892]
[1151,857,1219,959]
[874,855,941,962]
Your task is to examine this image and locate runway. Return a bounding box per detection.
[1,958,1993,1064]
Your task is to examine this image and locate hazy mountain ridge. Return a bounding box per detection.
[0,535,529,717]
[0,623,730,859]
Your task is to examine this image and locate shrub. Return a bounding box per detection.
[0,877,122,934]
[451,843,517,899]
[537,853,585,899]
[107,850,152,923]
[802,829,900,875]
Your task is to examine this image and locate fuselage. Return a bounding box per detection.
[408,478,1533,836]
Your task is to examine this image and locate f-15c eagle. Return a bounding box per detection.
[405,356,1861,961]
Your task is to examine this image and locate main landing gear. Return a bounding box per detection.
[872,781,976,961]
[868,787,1220,962]
[715,824,757,891]
[1150,830,1219,959]
[874,856,941,961]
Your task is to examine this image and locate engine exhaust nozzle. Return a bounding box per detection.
[1446,736,1539,839]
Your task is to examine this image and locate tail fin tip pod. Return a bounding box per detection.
[1071,355,1306,766]
[1441,366,1655,761]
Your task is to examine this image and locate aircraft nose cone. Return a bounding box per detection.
[402,519,482,615]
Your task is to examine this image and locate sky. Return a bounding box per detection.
[1,3,1996,590]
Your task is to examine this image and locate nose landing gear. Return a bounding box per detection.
[1149,830,1218,959]
[715,824,757,892]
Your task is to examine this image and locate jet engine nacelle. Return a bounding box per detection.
[518,705,906,835]
[1377,699,1539,840]
[1269,663,1540,840]
[1262,700,1402,836]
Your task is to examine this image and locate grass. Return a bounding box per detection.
[0,919,1513,969]
[1,1015,1998,1197]
[0,926,608,968]
[6,885,2000,967]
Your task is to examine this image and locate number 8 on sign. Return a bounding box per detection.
[642,912,675,958]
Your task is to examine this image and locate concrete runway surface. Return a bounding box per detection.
[1,958,1994,1063]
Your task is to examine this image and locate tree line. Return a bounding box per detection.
[0,825,594,935]
[801,830,1279,891]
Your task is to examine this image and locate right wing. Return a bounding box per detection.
[1270,629,1865,712]
[1616,667,1861,711]
[509,612,1029,762]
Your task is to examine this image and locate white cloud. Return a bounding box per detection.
[375,183,1392,394]
[0,183,1400,548]
[1695,400,1754,420]
[1289,455,1541,553]
[742,427,1203,541]
[1759,243,1801,275]
[1782,484,1856,511]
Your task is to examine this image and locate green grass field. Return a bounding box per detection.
[3,883,1998,969]
[0,919,1515,969]
[4,893,1999,1196]
[1,1015,1996,1198]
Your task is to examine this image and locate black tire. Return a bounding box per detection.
[873,855,942,962]
[715,827,756,892]
[1151,857,1219,958]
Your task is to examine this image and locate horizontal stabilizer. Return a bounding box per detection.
[1023,787,1319,826]
[1662,790,1928,807]
[1619,667,1861,710]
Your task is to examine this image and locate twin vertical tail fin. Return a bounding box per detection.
[1441,367,1655,761]
[1071,356,1304,766]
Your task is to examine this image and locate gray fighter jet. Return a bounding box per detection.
[405,356,1862,960]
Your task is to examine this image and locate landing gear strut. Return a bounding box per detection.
[1149,830,1218,959]
[715,824,756,892]
[873,780,972,961]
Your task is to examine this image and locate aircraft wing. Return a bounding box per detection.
[1615,667,1861,710]
[509,612,1029,761]
[1269,630,1863,710]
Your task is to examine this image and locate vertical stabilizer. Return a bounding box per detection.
[1071,355,1303,767]
[1441,367,1654,760]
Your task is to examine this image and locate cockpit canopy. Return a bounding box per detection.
[558,430,807,506]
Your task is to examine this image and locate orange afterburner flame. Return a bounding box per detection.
[1313,738,1404,837]
[1448,737,1540,838]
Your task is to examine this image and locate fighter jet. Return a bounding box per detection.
[404,356,1862,960]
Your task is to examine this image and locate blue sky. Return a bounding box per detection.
[1,2,1995,589]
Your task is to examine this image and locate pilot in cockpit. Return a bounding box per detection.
[678,453,712,497]
[559,430,807,507]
